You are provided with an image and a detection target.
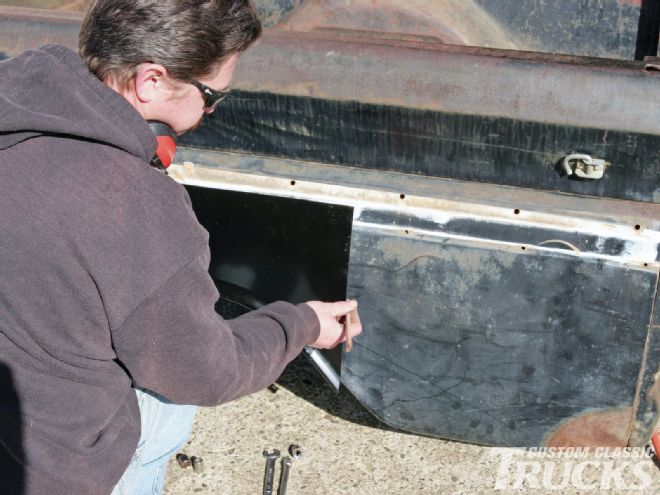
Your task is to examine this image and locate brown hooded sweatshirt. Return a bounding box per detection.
[0,45,320,494]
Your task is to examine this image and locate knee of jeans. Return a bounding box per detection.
[150,404,196,458]
[165,404,197,450]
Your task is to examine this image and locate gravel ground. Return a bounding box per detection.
[163,355,660,495]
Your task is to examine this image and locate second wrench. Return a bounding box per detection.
[277,456,292,495]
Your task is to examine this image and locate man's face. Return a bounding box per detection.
[164,53,239,135]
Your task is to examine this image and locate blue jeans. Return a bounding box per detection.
[110,388,197,495]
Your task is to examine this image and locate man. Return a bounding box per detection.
[0,1,361,493]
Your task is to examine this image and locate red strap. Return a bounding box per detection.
[154,135,177,169]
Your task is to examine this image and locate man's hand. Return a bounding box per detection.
[305,300,362,349]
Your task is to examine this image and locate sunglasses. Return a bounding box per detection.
[189,80,231,110]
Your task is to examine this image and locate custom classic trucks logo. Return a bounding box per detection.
[491,447,658,491]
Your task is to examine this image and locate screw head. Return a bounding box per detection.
[175,453,191,468]
[288,444,303,459]
[190,456,204,473]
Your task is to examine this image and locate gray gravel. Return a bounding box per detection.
[163,355,659,494]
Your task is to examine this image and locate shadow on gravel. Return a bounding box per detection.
[214,284,413,436]
[275,353,407,435]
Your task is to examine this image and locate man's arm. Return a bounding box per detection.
[110,248,360,406]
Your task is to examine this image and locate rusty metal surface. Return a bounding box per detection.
[631,280,660,445]
[173,148,660,229]
[2,7,660,135]
[230,30,660,136]
[274,0,518,48]
[0,1,87,10]
[0,0,647,59]
[545,407,633,447]
[0,6,81,57]
[273,0,645,60]
[0,4,81,19]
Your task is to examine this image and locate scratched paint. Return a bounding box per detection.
[168,150,659,446]
[189,90,660,204]
[342,225,656,445]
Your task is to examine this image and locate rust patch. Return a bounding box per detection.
[276,0,518,49]
[545,407,632,447]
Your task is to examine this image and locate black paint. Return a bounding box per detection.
[185,186,353,375]
[186,186,353,304]
[180,91,660,204]
[343,225,657,446]
[635,0,660,60]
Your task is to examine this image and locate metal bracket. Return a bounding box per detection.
[562,153,608,180]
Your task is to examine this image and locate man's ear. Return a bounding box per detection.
[133,63,172,104]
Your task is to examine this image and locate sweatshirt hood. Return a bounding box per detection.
[0,45,155,162]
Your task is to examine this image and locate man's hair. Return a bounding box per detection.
[78,0,261,88]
